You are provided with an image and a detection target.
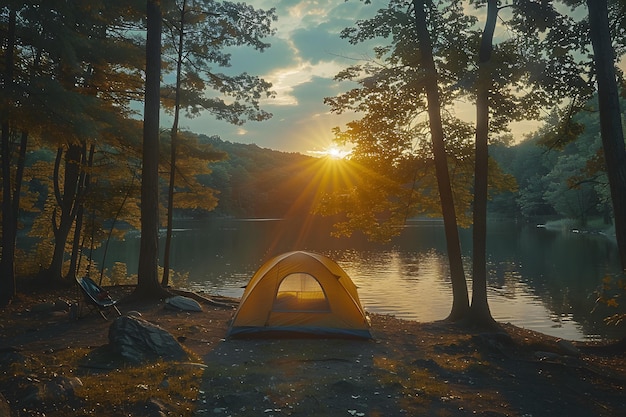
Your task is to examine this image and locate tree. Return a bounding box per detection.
[323,0,483,320]
[543,148,601,224]
[159,0,275,286]
[411,0,470,321]
[469,0,498,327]
[586,0,626,270]
[134,0,170,299]
[160,132,223,206]
[162,0,187,287]
[47,143,86,285]
[521,0,626,266]
[66,144,94,281]
[324,0,568,325]
[2,1,146,287]
[0,5,21,305]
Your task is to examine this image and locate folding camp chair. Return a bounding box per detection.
[76,276,122,320]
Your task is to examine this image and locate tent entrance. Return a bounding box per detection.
[227,251,372,339]
[272,273,330,312]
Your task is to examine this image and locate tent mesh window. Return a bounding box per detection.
[273,273,330,312]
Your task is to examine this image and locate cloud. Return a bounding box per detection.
[264,60,346,106]
[180,73,358,153]
[175,1,387,153]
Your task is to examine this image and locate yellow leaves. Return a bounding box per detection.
[173,188,219,212]
[596,274,625,326]
[605,298,619,308]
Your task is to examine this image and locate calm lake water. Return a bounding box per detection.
[97,218,626,341]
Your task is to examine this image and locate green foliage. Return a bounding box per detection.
[320,0,533,241]
[1,1,145,139]
[489,95,623,225]
[313,159,416,242]
[159,131,225,216]
[160,0,276,123]
[543,147,600,225]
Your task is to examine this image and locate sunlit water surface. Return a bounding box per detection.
[98,219,626,341]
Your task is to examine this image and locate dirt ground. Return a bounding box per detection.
[1,286,625,417]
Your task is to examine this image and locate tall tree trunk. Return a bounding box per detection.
[162,0,187,287]
[412,0,469,321]
[135,0,169,299]
[587,0,626,271]
[66,144,94,281]
[0,130,26,305]
[48,143,83,284]
[470,0,497,328]
[0,7,17,306]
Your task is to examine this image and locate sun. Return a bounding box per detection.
[307,144,351,160]
[324,147,350,160]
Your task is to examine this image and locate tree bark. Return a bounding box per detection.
[412,0,470,321]
[48,143,83,284]
[0,8,17,306]
[587,0,626,271]
[0,128,26,305]
[162,0,187,288]
[469,0,497,328]
[135,0,170,299]
[66,144,94,281]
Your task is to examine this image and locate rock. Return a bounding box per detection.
[108,315,189,364]
[556,339,581,357]
[19,375,83,405]
[165,296,203,312]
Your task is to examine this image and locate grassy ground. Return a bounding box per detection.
[1,286,625,417]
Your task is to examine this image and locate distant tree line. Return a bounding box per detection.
[197,135,321,219]
[489,96,624,228]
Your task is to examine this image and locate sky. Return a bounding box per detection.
[174,1,541,156]
[173,0,388,155]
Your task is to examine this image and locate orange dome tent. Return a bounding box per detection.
[227,251,372,338]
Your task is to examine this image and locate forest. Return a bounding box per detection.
[0,115,616,291]
[2,2,626,415]
[178,117,622,229]
[1,0,626,326]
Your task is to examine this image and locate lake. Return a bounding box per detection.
[96,218,626,341]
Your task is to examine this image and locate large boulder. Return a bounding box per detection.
[165,295,203,312]
[108,315,189,364]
